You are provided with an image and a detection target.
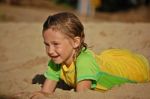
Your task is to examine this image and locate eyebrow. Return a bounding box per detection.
[43,40,61,44]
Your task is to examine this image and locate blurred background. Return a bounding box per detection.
[0,0,150,22]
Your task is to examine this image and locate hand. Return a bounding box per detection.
[12,91,32,99]
[30,91,50,99]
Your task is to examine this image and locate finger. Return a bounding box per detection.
[13,92,26,97]
[30,92,43,99]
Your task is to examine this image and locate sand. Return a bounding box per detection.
[0,22,150,99]
[0,2,150,99]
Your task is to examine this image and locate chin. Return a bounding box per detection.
[52,59,63,64]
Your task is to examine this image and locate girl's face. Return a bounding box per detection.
[43,28,79,66]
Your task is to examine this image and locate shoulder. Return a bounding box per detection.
[76,48,98,68]
[44,60,61,81]
[77,48,94,60]
[76,49,100,87]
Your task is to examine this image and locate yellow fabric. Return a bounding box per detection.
[60,62,76,87]
[95,49,150,82]
[96,84,108,91]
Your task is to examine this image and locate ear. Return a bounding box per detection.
[73,37,81,48]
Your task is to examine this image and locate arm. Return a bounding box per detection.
[76,80,92,92]
[41,79,57,94]
[30,79,57,99]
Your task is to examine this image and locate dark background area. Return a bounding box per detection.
[0,0,150,22]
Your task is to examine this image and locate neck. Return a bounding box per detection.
[63,50,76,67]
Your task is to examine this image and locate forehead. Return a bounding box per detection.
[43,28,66,39]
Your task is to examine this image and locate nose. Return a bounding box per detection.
[47,46,55,56]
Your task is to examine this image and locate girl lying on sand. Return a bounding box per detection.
[30,12,150,98]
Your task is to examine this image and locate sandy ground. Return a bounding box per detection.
[0,3,150,99]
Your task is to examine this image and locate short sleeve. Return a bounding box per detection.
[76,49,100,88]
[44,60,61,81]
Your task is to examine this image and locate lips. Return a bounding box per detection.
[51,55,59,59]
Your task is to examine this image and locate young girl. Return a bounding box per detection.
[31,12,150,98]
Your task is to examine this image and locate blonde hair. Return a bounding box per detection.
[42,12,87,56]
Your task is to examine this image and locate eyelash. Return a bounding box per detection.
[45,43,49,46]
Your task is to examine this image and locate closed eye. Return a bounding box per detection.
[52,41,61,46]
[53,42,60,46]
[44,42,49,46]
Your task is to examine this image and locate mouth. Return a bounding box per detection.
[51,55,59,59]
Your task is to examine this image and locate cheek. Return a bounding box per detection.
[45,47,50,57]
[55,48,62,53]
[56,45,72,55]
[45,46,49,53]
